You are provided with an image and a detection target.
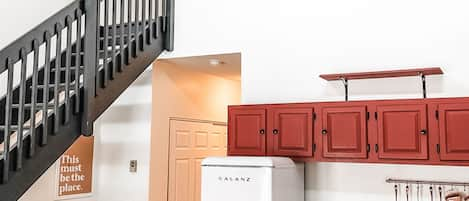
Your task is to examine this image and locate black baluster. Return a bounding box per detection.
[162,0,166,32]
[53,23,63,133]
[127,0,133,62]
[2,58,13,183]
[120,0,125,71]
[141,0,146,48]
[65,16,73,123]
[154,0,159,38]
[42,31,52,145]
[95,1,101,89]
[111,0,117,78]
[29,39,40,156]
[103,0,109,86]
[148,0,152,43]
[135,0,140,53]
[16,48,28,170]
[75,9,82,113]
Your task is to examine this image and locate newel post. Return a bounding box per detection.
[164,0,175,51]
[82,0,98,136]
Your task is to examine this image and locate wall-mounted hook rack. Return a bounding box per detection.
[386,178,469,187]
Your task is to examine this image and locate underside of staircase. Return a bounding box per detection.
[0,0,174,200]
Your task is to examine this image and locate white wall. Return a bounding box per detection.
[91,68,153,201]
[20,68,153,201]
[0,0,74,50]
[162,0,469,201]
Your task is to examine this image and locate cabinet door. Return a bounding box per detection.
[376,104,428,160]
[438,103,469,161]
[228,108,266,156]
[268,108,313,157]
[321,106,368,159]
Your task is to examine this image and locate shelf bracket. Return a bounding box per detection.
[340,77,349,101]
[420,72,427,98]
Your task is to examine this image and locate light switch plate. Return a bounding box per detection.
[129,160,138,172]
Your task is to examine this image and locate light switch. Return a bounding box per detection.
[129,160,138,173]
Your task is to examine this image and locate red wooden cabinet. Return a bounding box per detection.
[228,108,266,156]
[268,108,314,157]
[228,97,469,166]
[437,103,469,161]
[321,106,368,159]
[376,104,428,160]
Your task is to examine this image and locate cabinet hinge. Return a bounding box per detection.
[313,143,317,152]
[435,110,439,120]
[366,144,371,152]
[436,144,441,153]
[374,144,379,153]
[366,112,370,120]
[374,112,378,120]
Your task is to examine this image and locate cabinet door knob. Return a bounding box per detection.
[420,129,427,135]
[273,129,279,135]
[259,129,265,134]
[321,129,328,135]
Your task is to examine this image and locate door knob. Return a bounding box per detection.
[321,129,328,135]
[272,129,279,135]
[420,129,427,135]
[259,129,265,134]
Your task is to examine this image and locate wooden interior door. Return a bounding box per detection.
[376,104,428,160]
[438,103,469,161]
[228,108,266,156]
[268,107,313,157]
[168,120,227,201]
[321,106,368,159]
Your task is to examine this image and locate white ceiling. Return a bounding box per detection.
[158,53,241,81]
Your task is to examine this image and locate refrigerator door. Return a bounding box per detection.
[201,165,272,201]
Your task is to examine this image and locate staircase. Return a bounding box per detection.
[0,0,174,200]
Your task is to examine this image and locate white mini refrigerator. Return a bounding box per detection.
[201,157,304,201]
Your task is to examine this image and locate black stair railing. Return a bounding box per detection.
[0,0,174,190]
[0,1,85,184]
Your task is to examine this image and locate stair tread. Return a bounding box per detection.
[51,66,84,72]
[34,80,81,89]
[11,103,55,109]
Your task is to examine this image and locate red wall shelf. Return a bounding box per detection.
[319,67,444,100]
[319,67,443,81]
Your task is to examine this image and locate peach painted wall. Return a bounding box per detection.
[149,60,241,201]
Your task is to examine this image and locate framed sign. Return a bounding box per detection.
[55,136,94,200]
